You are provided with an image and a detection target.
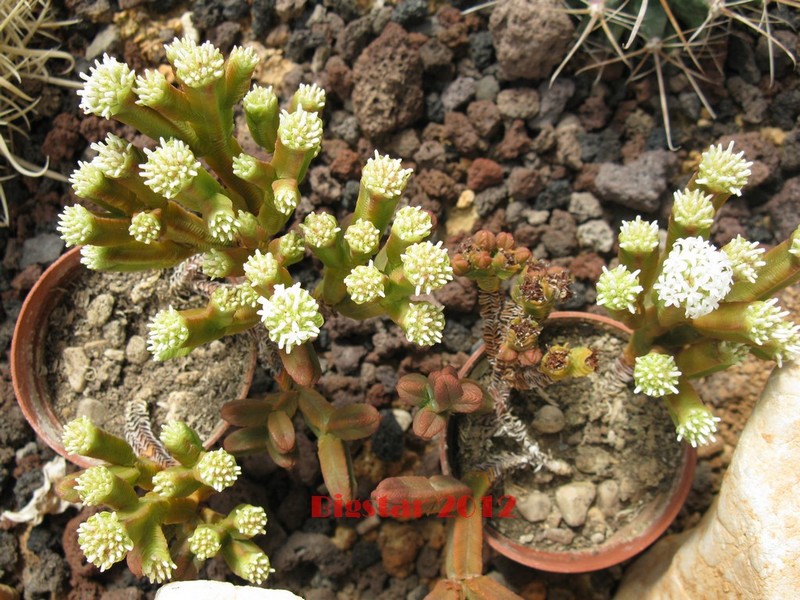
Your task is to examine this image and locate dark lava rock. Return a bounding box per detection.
[763,176,800,240]
[468,30,495,71]
[390,0,428,27]
[351,540,381,568]
[251,0,276,38]
[594,150,678,213]
[372,410,404,462]
[273,532,349,577]
[0,530,18,578]
[352,23,424,138]
[22,549,67,599]
[535,179,571,211]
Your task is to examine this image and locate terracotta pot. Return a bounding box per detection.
[440,311,697,573]
[10,247,258,468]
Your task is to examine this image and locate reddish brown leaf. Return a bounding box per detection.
[267,410,296,454]
[412,408,447,440]
[326,404,381,440]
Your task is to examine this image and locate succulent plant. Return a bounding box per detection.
[597,141,800,447]
[58,417,271,585]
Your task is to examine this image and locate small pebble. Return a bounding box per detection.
[125,335,150,364]
[517,491,551,523]
[555,482,597,528]
[532,405,566,434]
[62,347,89,392]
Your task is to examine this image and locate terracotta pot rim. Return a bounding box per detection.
[441,310,697,573]
[10,247,257,468]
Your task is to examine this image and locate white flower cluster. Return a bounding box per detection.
[672,189,715,229]
[618,216,659,253]
[57,204,93,246]
[596,265,643,313]
[300,212,340,248]
[244,250,279,287]
[141,138,200,199]
[362,151,413,199]
[129,211,161,244]
[695,141,752,197]
[676,408,720,448]
[91,133,135,178]
[722,235,765,283]
[74,466,115,505]
[345,219,381,255]
[633,353,681,397]
[653,236,733,319]
[164,37,225,88]
[400,240,454,295]
[147,307,190,361]
[402,302,445,346]
[188,526,221,560]
[344,261,386,304]
[277,108,323,152]
[745,299,800,366]
[196,449,242,492]
[233,505,268,537]
[393,206,433,242]
[77,511,133,572]
[78,55,135,119]
[258,283,324,353]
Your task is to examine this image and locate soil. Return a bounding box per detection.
[45,266,256,443]
[0,0,798,598]
[453,319,683,553]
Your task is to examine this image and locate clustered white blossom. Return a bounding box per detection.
[402,302,445,346]
[400,240,454,295]
[78,55,135,119]
[129,211,161,244]
[188,526,222,560]
[243,250,279,287]
[277,108,323,152]
[142,554,178,584]
[147,307,190,361]
[300,212,340,248]
[344,262,386,304]
[91,133,135,178]
[344,219,381,255]
[57,204,93,246]
[233,505,268,537]
[257,283,324,352]
[392,206,433,242]
[633,353,681,397]
[618,216,659,253]
[77,512,133,572]
[596,265,643,313]
[196,449,242,492]
[362,151,413,199]
[652,236,733,319]
[164,37,225,88]
[140,138,200,199]
[672,189,715,229]
[676,408,721,448]
[74,466,115,505]
[722,235,765,283]
[695,141,752,197]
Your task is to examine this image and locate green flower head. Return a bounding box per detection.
[672,188,715,229]
[402,302,445,346]
[129,211,162,244]
[345,219,381,255]
[147,307,190,361]
[401,240,453,295]
[633,353,681,397]
[74,466,115,505]
[596,265,643,313]
[91,133,136,178]
[140,138,200,199]
[300,212,340,248]
[196,449,242,492]
[58,204,93,247]
[233,505,268,537]
[723,235,765,284]
[362,151,413,200]
[392,206,433,243]
[344,261,386,304]
[77,511,133,572]
[676,407,720,448]
[257,283,323,353]
[165,37,224,88]
[78,54,135,119]
[277,108,323,152]
[695,141,752,197]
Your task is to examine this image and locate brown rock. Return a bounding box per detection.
[467,100,502,139]
[329,147,362,181]
[416,169,459,202]
[507,166,542,201]
[378,522,424,578]
[352,23,424,138]
[493,119,531,161]
[436,277,478,313]
[569,252,605,281]
[444,111,485,156]
[467,158,503,192]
